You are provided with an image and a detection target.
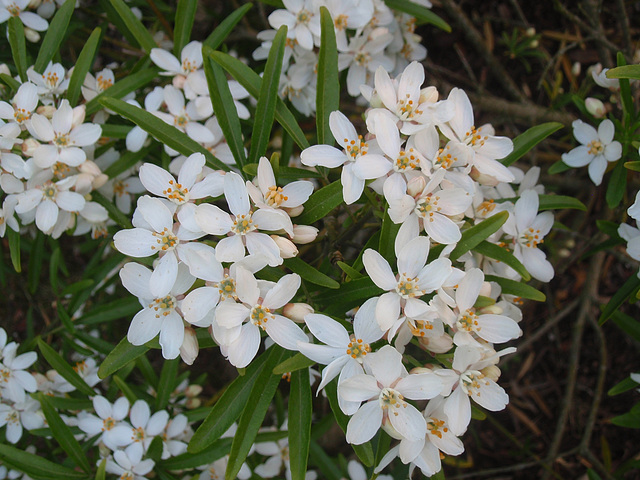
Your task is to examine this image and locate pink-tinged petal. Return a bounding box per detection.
[561,146,592,167]
[300,144,346,168]
[224,172,250,216]
[388,403,426,441]
[114,229,157,257]
[474,378,509,411]
[342,161,365,205]
[35,199,58,232]
[215,300,250,328]
[425,213,461,245]
[443,386,471,436]
[264,314,308,350]
[304,313,350,347]
[588,156,607,186]
[340,374,381,402]
[597,119,615,144]
[417,258,452,293]
[159,312,184,359]
[263,273,300,310]
[476,314,522,343]
[346,401,383,444]
[150,48,181,73]
[120,262,153,299]
[352,154,392,180]
[455,268,483,311]
[604,141,622,161]
[139,163,175,198]
[398,236,429,278]
[396,373,442,400]
[149,252,178,298]
[366,345,405,386]
[216,235,246,263]
[194,203,233,235]
[226,323,260,368]
[128,309,162,345]
[572,119,597,145]
[375,291,401,331]
[298,342,345,366]
[363,249,396,290]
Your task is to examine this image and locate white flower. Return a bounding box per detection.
[0,397,44,443]
[268,0,320,51]
[154,85,215,145]
[126,399,169,459]
[150,41,203,79]
[77,396,133,450]
[105,445,155,480]
[27,63,68,98]
[81,68,115,102]
[0,0,48,31]
[562,119,622,186]
[0,82,38,127]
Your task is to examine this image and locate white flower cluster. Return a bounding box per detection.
[254,0,430,115]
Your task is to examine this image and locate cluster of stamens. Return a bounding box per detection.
[250,304,273,329]
[477,199,496,215]
[460,370,490,397]
[149,295,176,318]
[346,335,370,360]
[395,273,424,299]
[54,133,71,147]
[334,14,348,30]
[379,387,406,415]
[6,2,20,15]
[397,93,423,120]
[131,426,145,442]
[182,59,198,74]
[73,360,88,375]
[163,179,189,204]
[435,146,456,169]
[265,185,288,207]
[456,309,480,333]
[52,162,70,178]
[96,75,113,91]
[13,108,30,123]
[0,368,11,383]
[519,227,542,248]
[113,179,127,197]
[41,182,58,201]
[296,9,311,24]
[427,417,449,439]
[415,194,441,222]
[464,126,488,148]
[151,228,178,252]
[216,275,237,301]
[395,149,419,171]
[44,71,59,88]
[409,319,433,337]
[101,416,116,431]
[354,51,370,67]
[343,135,367,159]
[587,139,604,155]
[232,213,256,235]
[174,114,189,129]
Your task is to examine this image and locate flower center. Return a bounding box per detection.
[343,135,367,160]
[394,149,419,172]
[182,59,198,74]
[44,71,60,88]
[477,199,496,215]
[163,179,189,204]
[149,295,177,318]
[379,387,406,414]
[408,319,433,337]
[174,114,189,129]
[216,275,237,301]
[0,367,11,383]
[132,426,145,442]
[463,126,487,148]
[265,185,288,207]
[208,467,221,480]
[73,360,87,375]
[41,182,58,200]
[281,445,290,461]
[296,9,311,24]
[395,274,424,299]
[52,162,71,179]
[456,309,480,333]
[113,179,127,196]
[13,108,30,124]
[397,94,423,120]
[435,146,457,170]
[232,213,256,235]
[250,304,273,329]
[96,75,113,91]
[151,228,178,252]
[6,410,19,424]
[54,134,71,147]
[587,140,604,155]
[354,52,370,67]
[518,227,542,248]
[346,335,370,360]
[120,472,134,480]
[7,3,20,15]
[102,417,116,431]
[334,14,348,30]
[460,370,489,397]
[427,417,448,439]
[415,194,442,222]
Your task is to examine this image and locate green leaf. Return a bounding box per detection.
[309,440,342,480]
[36,393,91,473]
[44,396,92,411]
[379,210,400,265]
[165,438,232,470]
[86,68,159,116]
[295,180,343,225]
[485,275,546,302]
[548,160,571,175]
[203,48,247,170]
[596,220,621,239]
[248,25,287,165]
[28,232,45,295]
[474,241,531,281]
[611,310,640,343]
[113,374,137,403]
[173,0,197,55]
[99,124,131,138]
[273,352,315,375]
[0,444,85,480]
[156,358,180,410]
[608,376,640,396]
[625,161,640,172]
[98,337,150,379]
[284,257,339,289]
[77,297,141,326]
[91,190,132,229]
[226,347,288,480]
[188,349,270,452]
[610,410,640,428]
[537,194,586,211]
[108,0,156,52]
[315,277,384,315]
[277,166,323,179]
[336,261,363,280]
[500,122,563,166]
[606,159,627,209]
[616,53,634,123]
[7,228,21,272]
[37,338,95,396]
[449,211,509,261]
[383,0,451,31]
[34,0,75,73]
[7,17,27,82]
[0,73,21,91]
[208,50,309,150]
[96,459,106,480]
[288,369,312,480]
[204,3,252,50]
[325,380,375,466]
[316,7,339,145]
[606,64,640,80]
[66,28,101,105]
[599,274,640,325]
[98,97,229,170]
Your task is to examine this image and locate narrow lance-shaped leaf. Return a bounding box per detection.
[284,257,339,289]
[610,310,640,343]
[500,122,563,166]
[173,0,197,56]
[315,277,384,315]
[66,28,102,105]
[288,368,312,480]
[0,73,21,91]
[294,180,343,225]
[209,50,309,149]
[204,3,252,50]
[316,7,339,145]
[379,209,400,265]
[538,194,586,211]
[7,17,27,82]
[225,346,289,480]
[606,64,640,80]
[484,275,546,302]
[91,190,133,229]
[108,0,157,53]
[202,48,247,170]
[606,152,627,209]
[449,211,509,261]
[156,358,180,410]
[616,52,634,120]
[0,444,86,480]
[474,241,531,281]
[86,68,159,116]
[34,0,75,72]
[7,228,21,272]
[248,25,287,165]
[98,336,150,379]
[98,97,229,170]
[37,338,96,396]
[36,393,91,473]
[273,352,315,375]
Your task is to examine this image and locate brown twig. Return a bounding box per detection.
[613,0,632,57]
[146,0,173,40]
[466,92,577,126]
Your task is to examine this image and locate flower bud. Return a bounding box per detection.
[22,138,40,156]
[24,27,40,43]
[406,175,427,197]
[36,105,56,118]
[420,85,439,104]
[572,62,581,76]
[481,365,501,382]
[0,64,11,76]
[477,304,504,315]
[419,333,453,354]
[271,235,298,258]
[72,105,86,127]
[186,384,203,397]
[479,281,492,298]
[78,159,102,176]
[179,327,199,365]
[283,302,314,323]
[92,173,109,190]
[173,75,187,89]
[283,205,304,217]
[585,97,606,118]
[292,225,318,244]
[525,27,536,37]
[27,0,41,9]
[470,166,499,186]
[186,397,201,409]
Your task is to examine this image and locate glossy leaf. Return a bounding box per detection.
[0,73,20,91]
[91,190,133,229]
[173,0,197,55]
[474,241,531,281]
[204,3,253,50]
[485,275,546,302]
[273,352,315,375]
[7,228,21,272]
[449,211,509,261]
[316,7,339,145]
[548,160,571,175]
[0,444,85,480]
[624,161,640,172]
[288,369,312,480]
[606,64,640,80]
[284,257,339,289]
[379,210,400,264]
[295,180,343,225]
[7,17,27,82]
[66,28,102,105]
[500,122,563,166]
[336,261,363,280]
[599,274,640,325]
[98,336,150,379]
[108,0,156,52]
[383,0,450,31]
[156,358,180,410]
[606,159,627,209]
[611,310,640,343]
[37,338,95,396]
[315,277,384,315]
[608,376,640,396]
[34,0,75,72]
[86,68,159,115]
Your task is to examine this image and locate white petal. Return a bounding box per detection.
[346,402,383,444]
[264,314,308,350]
[159,312,184,359]
[224,172,250,216]
[363,249,396,290]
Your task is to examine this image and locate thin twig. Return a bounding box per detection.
[146,0,173,40]
[582,0,613,67]
[614,0,632,57]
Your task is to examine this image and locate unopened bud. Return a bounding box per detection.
[186,397,201,409]
[173,75,187,89]
[529,39,539,48]
[525,27,536,37]
[36,105,56,118]
[72,105,86,127]
[292,225,318,244]
[27,0,41,9]
[179,327,199,365]
[407,175,427,197]
[419,333,453,354]
[481,365,501,382]
[92,173,109,190]
[271,235,298,258]
[284,205,304,217]
[24,27,40,43]
[283,302,314,323]
[0,64,11,76]
[477,304,504,315]
[78,159,102,176]
[572,62,581,76]
[470,166,499,186]
[585,97,606,118]
[22,138,40,156]
[420,86,439,104]
[479,281,492,297]
[186,384,203,397]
